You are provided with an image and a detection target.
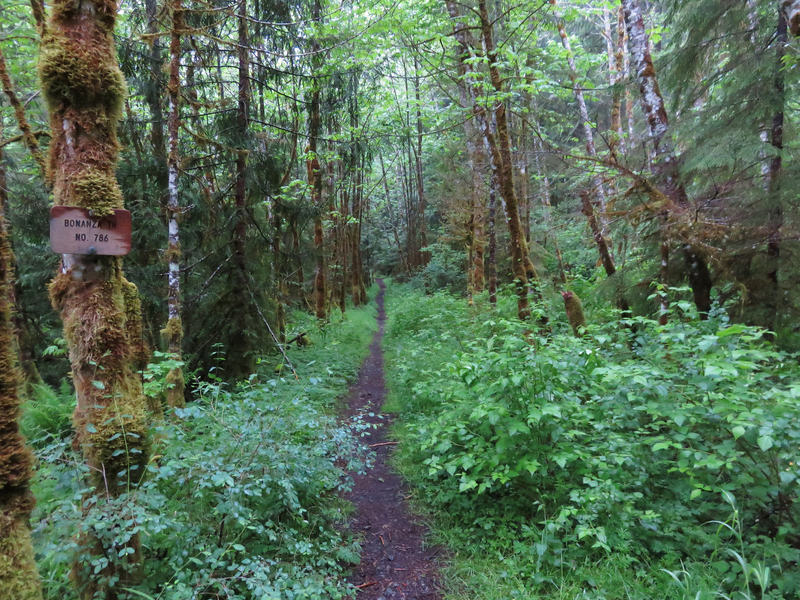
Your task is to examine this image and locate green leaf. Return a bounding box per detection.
[731,425,746,439]
[757,436,774,452]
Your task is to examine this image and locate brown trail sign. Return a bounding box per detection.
[50,207,132,256]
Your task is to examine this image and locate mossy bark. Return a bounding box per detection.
[40,0,151,595]
[561,291,586,337]
[0,154,43,600]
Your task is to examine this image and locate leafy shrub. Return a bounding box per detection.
[31,304,377,600]
[385,285,800,598]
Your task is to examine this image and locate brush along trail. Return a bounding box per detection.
[344,280,442,600]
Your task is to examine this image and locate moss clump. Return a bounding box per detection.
[38,32,126,118]
[164,367,185,409]
[0,505,43,600]
[70,170,123,215]
[561,290,587,337]
[160,317,183,348]
[164,244,182,264]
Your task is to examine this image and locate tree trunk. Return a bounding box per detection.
[446,0,537,319]
[622,0,712,318]
[162,0,185,408]
[764,9,787,334]
[0,118,43,600]
[309,0,326,319]
[487,176,497,306]
[0,47,47,176]
[40,0,151,594]
[413,59,429,266]
[145,0,167,177]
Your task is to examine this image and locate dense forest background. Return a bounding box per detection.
[1,0,800,598]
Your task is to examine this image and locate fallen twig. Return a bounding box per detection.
[369,441,398,448]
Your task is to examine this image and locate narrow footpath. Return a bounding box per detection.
[345,280,442,600]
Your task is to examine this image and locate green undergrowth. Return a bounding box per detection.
[25,298,378,600]
[383,281,800,600]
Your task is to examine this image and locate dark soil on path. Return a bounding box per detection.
[344,280,442,600]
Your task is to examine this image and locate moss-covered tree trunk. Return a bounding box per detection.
[0,117,43,600]
[161,0,185,408]
[39,0,151,594]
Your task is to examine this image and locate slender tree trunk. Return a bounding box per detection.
[234,0,249,285]
[0,48,47,176]
[162,0,184,408]
[290,215,304,296]
[40,0,151,594]
[145,0,167,176]
[448,0,536,319]
[272,207,286,343]
[309,0,326,319]
[609,5,626,156]
[413,59,429,266]
[765,10,787,334]
[458,73,487,296]
[487,176,497,305]
[0,119,43,600]
[553,0,618,288]
[623,0,712,317]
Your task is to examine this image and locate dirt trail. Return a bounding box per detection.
[344,280,442,600]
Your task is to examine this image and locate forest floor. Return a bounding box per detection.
[344,280,443,600]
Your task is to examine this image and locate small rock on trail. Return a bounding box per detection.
[344,280,442,600]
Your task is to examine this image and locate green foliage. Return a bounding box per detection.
[30,305,377,600]
[21,381,74,446]
[385,285,800,599]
